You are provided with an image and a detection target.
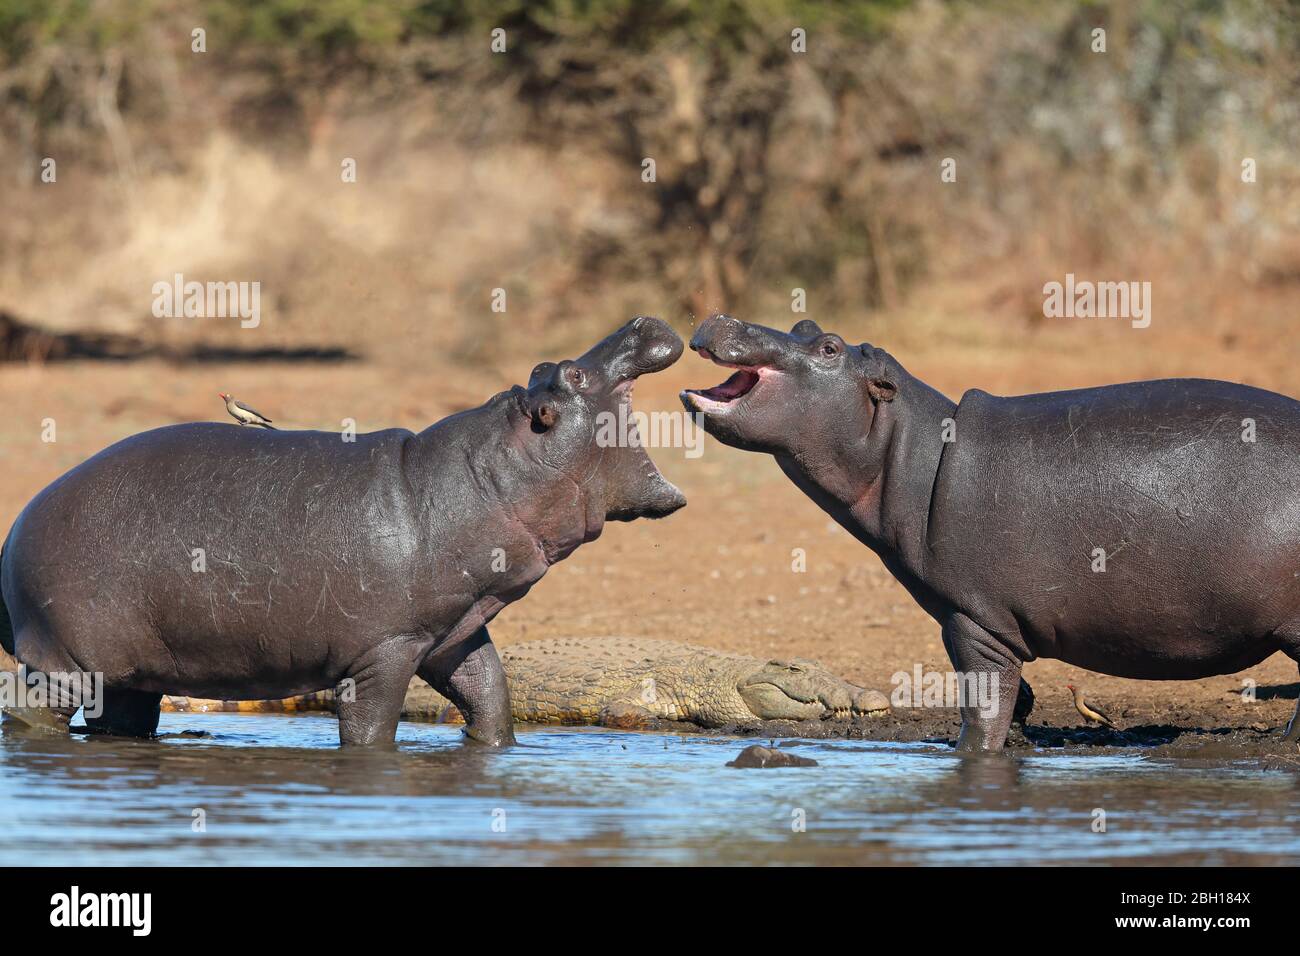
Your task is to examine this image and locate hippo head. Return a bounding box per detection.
[737,657,889,721]
[680,314,900,457]
[513,316,687,522]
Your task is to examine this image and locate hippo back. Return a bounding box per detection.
[1,422,423,692]
[927,378,1300,677]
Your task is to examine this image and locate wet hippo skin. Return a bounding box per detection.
[1,317,686,747]
[682,314,1300,751]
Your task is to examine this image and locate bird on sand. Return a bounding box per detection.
[1066,683,1117,729]
[219,392,276,429]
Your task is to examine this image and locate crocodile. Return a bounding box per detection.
[159,637,891,729]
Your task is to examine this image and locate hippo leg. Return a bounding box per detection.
[1013,678,1035,726]
[83,688,162,738]
[1279,660,1300,743]
[336,641,422,747]
[1278,633,1300,741]
[942,613,1022,752]
[0,666,78,734]
[1283,692,1300,742]
[418,626,515,746]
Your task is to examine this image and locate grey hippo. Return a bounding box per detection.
[1,317,686,747]
[682,314,1300,751]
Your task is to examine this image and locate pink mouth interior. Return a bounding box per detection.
[694,369,759,402]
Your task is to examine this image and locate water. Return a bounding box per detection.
[1,714,1297,865]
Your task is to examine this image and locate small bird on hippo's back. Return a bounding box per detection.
[219,392,276,429]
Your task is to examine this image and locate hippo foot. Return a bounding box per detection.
[418,625,515,747]
[1003,724,1033,749]
[461,723,516,747]
[73,689,164,739]
[2,706,75,736]
[1277,710,1300,742]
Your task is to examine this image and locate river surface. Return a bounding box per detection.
[1,714,1297,865]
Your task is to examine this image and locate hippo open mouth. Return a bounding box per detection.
[683,348,769,411]
[694,368,759,403]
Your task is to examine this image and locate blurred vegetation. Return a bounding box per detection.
[2,0,1299,338]
[1,0,905,65]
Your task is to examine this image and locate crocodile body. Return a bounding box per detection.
[160,637,889,728]
[160,690,336,714]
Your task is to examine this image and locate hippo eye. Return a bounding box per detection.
[819,338,841,358]
[566,366,588,390]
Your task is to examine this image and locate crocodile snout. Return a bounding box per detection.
[738,659,891,721]
[852,688,891,716]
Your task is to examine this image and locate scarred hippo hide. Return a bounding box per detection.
[1,317,686,747]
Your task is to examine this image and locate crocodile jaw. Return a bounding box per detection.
[737,658,880,720]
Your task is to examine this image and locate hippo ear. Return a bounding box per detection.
[790,319,823,336]
[575,316,684,385]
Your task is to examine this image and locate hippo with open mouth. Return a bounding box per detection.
[0,317,685,747]
[682,313,1300,751]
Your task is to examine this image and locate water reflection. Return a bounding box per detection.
[0,715,1295,865]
